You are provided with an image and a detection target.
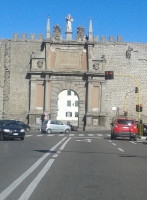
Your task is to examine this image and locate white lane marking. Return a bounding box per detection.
[69,134,74,136]
[60,137,71,151]
[36,135,43,137]
[76,139,92,143]
[112,143,116,146]
[107,134,111,136]
[52,154,59,158]
[118,148,125,152]
[47,134,54,136]
[25,135,32,137]
[59,134,65,136]
[18,159,55,200]
[130,141,136,145]
[79,134,84,136]
[108,140,112,143]
[88,134,93,136]
[0,137,67,200]
[97,134,103,137]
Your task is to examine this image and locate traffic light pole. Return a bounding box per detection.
[115,74,142,135]
[124,90,135,113]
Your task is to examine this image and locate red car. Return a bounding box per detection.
[111,118,138,141]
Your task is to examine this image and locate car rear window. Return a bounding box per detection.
[42,120,48,125]
[118,120,134,125]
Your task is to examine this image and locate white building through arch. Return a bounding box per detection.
[57,90,79,126]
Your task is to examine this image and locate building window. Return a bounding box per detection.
[75,112,78,117]
[75,101,78,107]
[67,100,71,107]
[66,112,72,117]
[67,90,71,96]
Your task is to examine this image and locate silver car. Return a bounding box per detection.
[41,120,71,134]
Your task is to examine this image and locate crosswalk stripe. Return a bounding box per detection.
[97,134,103,137]
[79,134,84,136]
[69,134,74,136]
[88,134,93,136]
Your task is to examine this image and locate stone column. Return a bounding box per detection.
[30,80,36,112]
[44,80,51,118]
[86,80,93,127]
[100,82,106,112]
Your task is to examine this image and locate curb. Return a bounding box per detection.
[138,136,147,140]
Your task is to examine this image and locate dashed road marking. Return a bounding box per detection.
[118,148,125,152]
[130,141,136,144]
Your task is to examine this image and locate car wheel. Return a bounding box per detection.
[65,129,70,134]
[21,137,24,140]
[133,135,137,141]
[0,134,4,141]
[47,129,52,134]
[130,136,133,141]
[112,132,116,140]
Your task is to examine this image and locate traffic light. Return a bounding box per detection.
[135,87,138,93]
[136,104,143,112]
[124,111,128,117]
[140,104,143,112]
[105,71,114,80]
[136,104,139,112]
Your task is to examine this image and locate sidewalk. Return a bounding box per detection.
[138,136,147,140]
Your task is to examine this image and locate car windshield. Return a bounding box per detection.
[118,119,134,125]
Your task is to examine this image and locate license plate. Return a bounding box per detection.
[122,126,129,129]
[13,133,18,135]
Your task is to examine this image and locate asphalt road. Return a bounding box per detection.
[0,130,147,200]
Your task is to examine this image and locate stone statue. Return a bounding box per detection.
[66,14,73,32]
[126,47,133,59]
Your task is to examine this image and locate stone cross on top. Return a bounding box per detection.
[66,14,73,32]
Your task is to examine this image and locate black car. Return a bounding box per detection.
[15,121,30,132]
[0,120,25,140]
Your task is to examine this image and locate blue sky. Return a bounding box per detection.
[0,0,147,43]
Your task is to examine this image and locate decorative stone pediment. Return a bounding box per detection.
[53,25,61,41]
[76,25,85,41]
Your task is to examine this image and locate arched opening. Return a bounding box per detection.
[57,89,79,129]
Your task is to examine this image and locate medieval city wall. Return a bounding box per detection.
[0,35,147,128]
[92,42,147,125]
[0,37,44,123]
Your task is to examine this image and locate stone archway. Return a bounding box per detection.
[49,80,86,131]
[57,89,79,127]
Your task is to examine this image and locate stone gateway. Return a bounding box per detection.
[0,15,147,130]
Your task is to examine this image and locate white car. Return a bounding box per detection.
[41,120,71,134]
